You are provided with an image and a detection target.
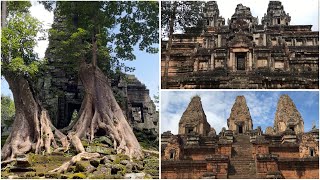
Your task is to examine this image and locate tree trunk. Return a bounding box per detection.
[1,1,7,28]
[162,1,177,89]
[67,60,143,159]
[1,72,68,162]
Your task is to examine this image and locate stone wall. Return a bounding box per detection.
[161,1,319,89]
[161,161,208,179]
[278,158,319,179]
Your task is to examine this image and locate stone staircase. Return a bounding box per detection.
[228,134,257,179]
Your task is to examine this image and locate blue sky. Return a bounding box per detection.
[1,2,159,101]
[161,91,319,134]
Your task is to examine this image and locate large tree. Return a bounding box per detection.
[43,1,159,162]
[1,1,68,162]
[161,1,204,88]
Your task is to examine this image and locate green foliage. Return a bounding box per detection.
[7,1,31,12]
[47,1,159,77]
[1,95,15,127]
[161,1,205,37]
[1,2,43,77]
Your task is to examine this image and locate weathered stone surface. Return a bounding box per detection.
[178,96,211,136]
[227,96,253,134]
[75,161,95,173]
[161,1,319,89]
[274,94,304,134]
[299,132,319,158]
[265,126,275,135]
[86,145,115,155]
[93,136,113,147]
[124,172,146,179]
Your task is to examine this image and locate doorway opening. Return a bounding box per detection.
[238,125,243,134]
[236,53,246,70]
[310,149,315,157]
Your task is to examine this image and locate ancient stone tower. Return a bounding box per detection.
[274,94,304,134]
[227,96,253,134]
[203,1,225,27]
[262,1,291,26]
[178,96,211,136]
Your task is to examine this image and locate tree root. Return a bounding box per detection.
[65,62,143,160]
[49,152,100,173]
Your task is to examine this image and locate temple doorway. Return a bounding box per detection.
[236,53,246,70]
[238,125,243,134]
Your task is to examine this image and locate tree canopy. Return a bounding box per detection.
[1,1,43,77]
[46,1,158,77]
[161,1,205,38]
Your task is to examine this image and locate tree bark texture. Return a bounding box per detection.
[67,61,143,159]
[1,72,68,162]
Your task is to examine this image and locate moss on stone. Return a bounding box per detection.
[75,160,96,173]
[86,145,115,155]
[118,154,130,161]
[69,172,87,179]
[24,172,37,178]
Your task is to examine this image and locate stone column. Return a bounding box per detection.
[229,52,235,71]
[210,53,215,70]
[194,58,199,72]
[248,51,253,71]
[269,55,273,71]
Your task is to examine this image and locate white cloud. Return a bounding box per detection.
[30,2,54,59]
[160,91,301,134]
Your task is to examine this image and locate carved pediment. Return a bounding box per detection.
[228,34,253,47]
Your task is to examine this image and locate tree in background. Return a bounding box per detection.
[1,1,68,162]
[1,1,158,166]
[1,95,15,130]
[161,1,205,88]
[41,1,158,168]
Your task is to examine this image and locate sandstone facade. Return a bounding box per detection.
[274,94,304,134]
[227,96,253,134]
[161,1,319,89]
[178,96,211,136]
[161,95,319,179]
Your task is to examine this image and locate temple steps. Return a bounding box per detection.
[228,134,257,179]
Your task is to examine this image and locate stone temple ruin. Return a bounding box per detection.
[34,5,159,138]
[161,95,319,179]
[38,70,159,136]
[161,1,319,89]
